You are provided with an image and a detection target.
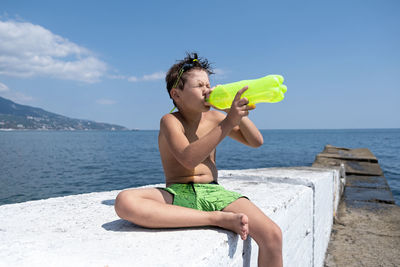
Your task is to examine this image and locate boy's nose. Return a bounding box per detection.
[203,87,211,95]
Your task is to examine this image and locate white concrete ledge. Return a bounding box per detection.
[220,167,344,267]
[0,167,341,267]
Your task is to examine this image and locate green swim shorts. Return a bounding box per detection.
[159,181,247,211]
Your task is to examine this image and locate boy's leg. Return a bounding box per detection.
[114,188,249,238]
[223,198,283,267]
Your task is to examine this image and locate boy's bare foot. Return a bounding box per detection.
[214,211,249,240]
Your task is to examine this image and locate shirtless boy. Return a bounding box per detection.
[115,53,283,267]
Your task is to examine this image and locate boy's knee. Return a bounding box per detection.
[273,224,283,244]
[258,221,282,247]
[114,190,136,218]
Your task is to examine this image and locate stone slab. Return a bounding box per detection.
[344,186,395,204]
[316,153,377,162]
[0,176,314,267]
[313,157,383,176]
[346,175,391,189]
[319,145,378,162]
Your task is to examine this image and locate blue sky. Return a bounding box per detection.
[0,0,399,129]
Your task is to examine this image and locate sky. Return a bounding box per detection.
[0,0,399,130]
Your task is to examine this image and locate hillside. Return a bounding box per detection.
[0,96,128,130]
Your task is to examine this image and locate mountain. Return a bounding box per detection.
[0,96,128,131]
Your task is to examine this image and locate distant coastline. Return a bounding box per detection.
[0,96,129,131]
[0,128,139,131]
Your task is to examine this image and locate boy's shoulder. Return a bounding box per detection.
[160,112,183,124]
[159,112,190,135]
[160,112,183,131]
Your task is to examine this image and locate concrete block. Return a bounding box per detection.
[219,167,340,267]
[221,178,313,267]
[0,176,314,267]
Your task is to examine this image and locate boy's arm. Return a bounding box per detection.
[210,87,263,148]
[160,87,251,170]
[230,116,264,148]
[212,113,263,148]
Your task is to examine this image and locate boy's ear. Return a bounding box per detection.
[170,88,180,100]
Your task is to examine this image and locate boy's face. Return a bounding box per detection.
[176,69,211,112]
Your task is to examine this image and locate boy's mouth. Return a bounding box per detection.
[203,97,211,107]
[203,95,210,105]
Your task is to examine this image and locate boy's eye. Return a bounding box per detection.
[198,83,210,88]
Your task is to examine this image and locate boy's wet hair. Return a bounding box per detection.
[165,52,214,106]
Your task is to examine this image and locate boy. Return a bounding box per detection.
[115,53,283,267]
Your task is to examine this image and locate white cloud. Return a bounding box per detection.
[96,98,116,105]
[142,71,165,81]
[107,71,165,83]
[212,68,230,79]
[0,20,107,83]
[0,81,9,92]
[108,74,127,80]
[213,68,225,75]
[8,91,34,103]
[127,71,165,82]
[127,76,138,82]
[0,82,34,104]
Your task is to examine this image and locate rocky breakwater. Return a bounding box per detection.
[314,145,400,266]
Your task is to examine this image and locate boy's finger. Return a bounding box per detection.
[241,110,249,117]
[234,86,249,101]
[236,97,248,106]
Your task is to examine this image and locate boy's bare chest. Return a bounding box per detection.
[183,121,216,143]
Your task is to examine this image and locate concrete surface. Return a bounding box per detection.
[0,168,339,267]
[324,201,400,267]
[314,145,400,267]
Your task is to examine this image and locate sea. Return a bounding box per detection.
[1,129,399,206]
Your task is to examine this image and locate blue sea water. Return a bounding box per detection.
[1,129,399,206]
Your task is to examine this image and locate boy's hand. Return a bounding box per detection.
[206,85,255,113]
[225,86,255,127]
